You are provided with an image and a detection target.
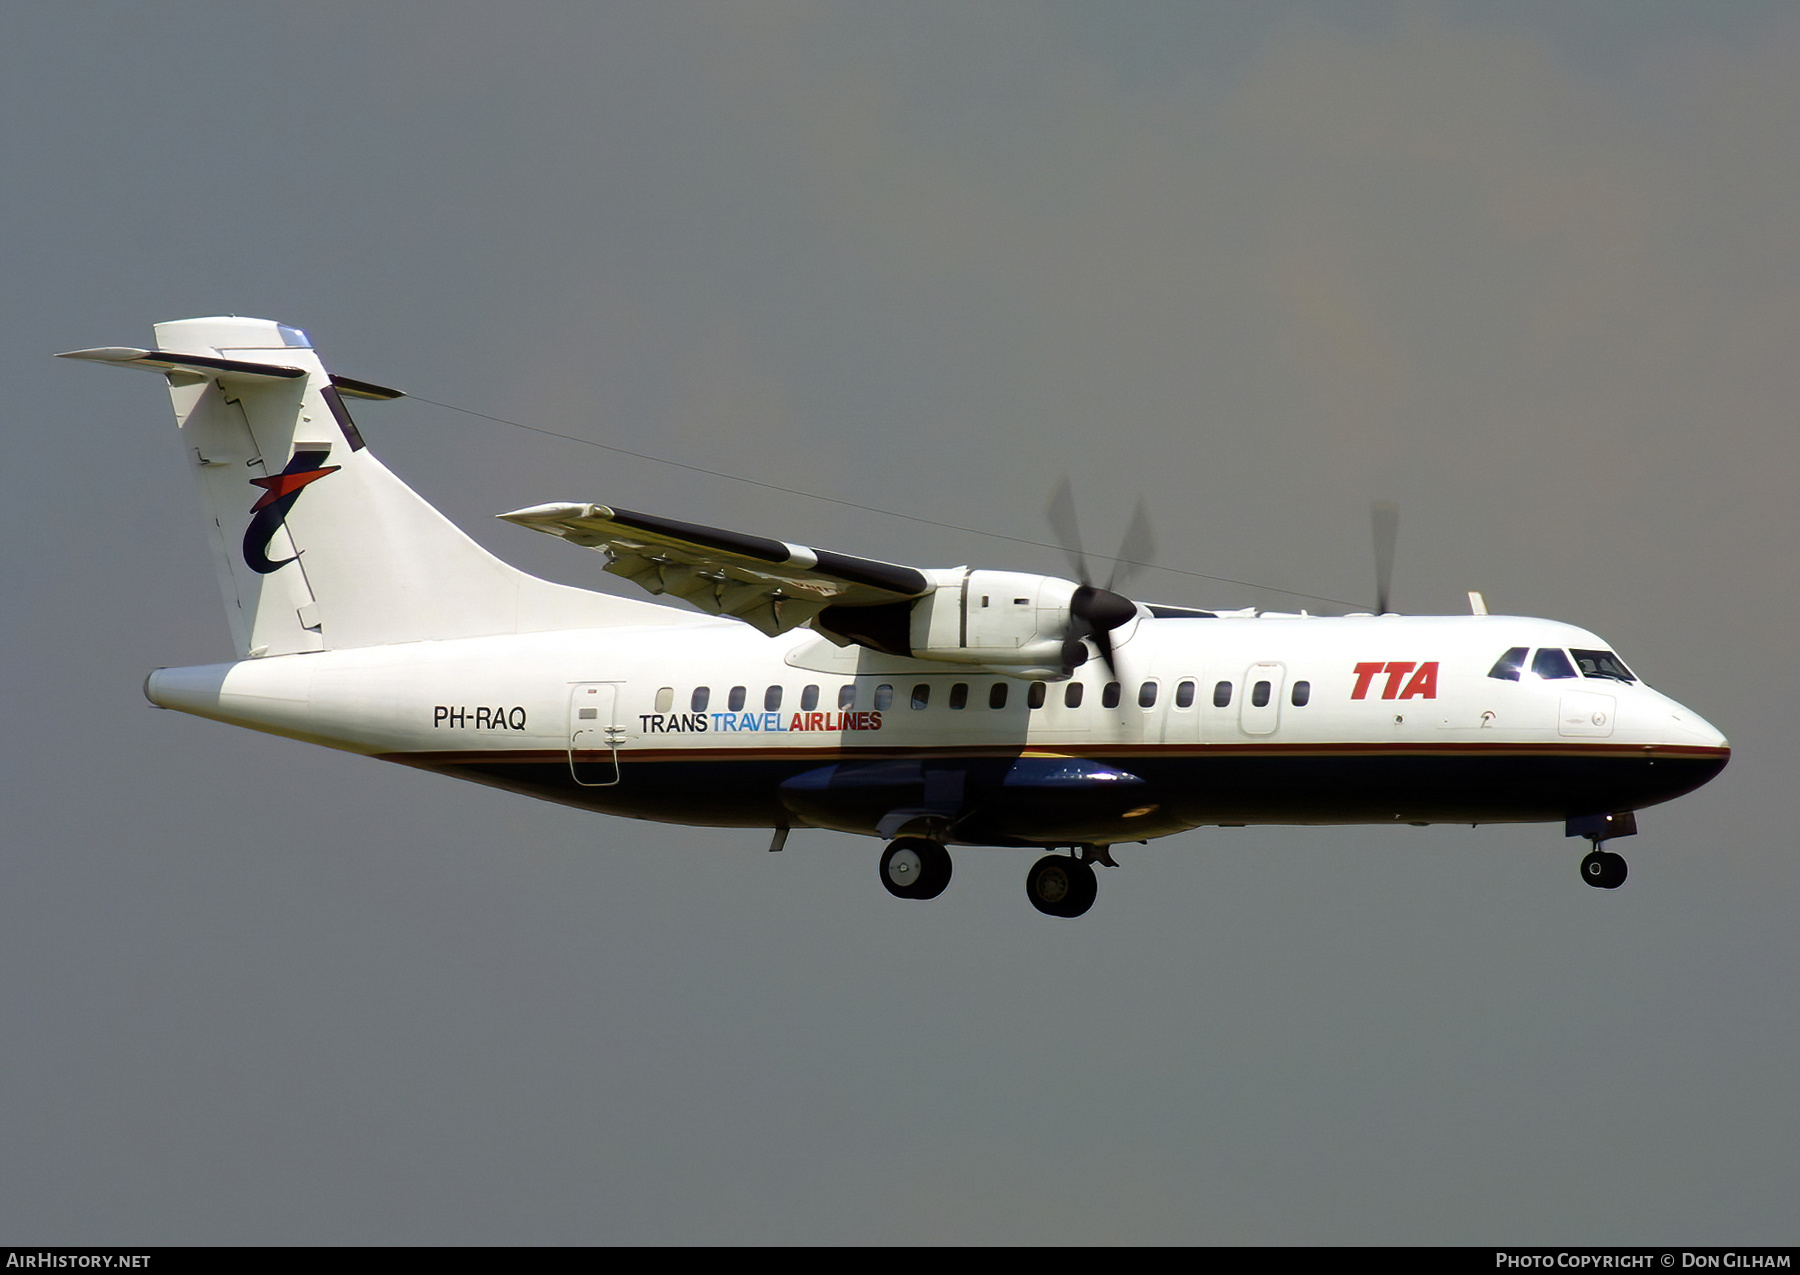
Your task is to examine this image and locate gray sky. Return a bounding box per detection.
[3,1,1796,1244]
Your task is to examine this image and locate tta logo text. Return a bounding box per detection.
[1351,661,1439,700]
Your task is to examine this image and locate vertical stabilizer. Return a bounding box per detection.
[67,317,689,657]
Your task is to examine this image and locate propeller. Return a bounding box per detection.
[1046,477,1156,676]
[1371,499,1399,615]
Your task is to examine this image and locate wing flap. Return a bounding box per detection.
[498,502,930,636]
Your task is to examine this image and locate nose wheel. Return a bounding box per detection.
[1580,849,1628,890]
[1568,812,1635,891]
[1026,853,1098,918]
[879,837,953,899]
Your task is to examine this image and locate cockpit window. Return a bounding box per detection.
[1488,647,1528,681]
[1571,649,1636,683]
[1531,648,1578,680]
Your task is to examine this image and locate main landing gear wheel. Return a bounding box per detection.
[1580,850,1628,890]
[1026,854,1098,918]
[879,838,952,900]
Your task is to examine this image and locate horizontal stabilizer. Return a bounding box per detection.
[499,502,930,637]
[58,346,304,383]
[58,347,405,400]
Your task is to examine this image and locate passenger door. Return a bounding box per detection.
[568,683,624,786]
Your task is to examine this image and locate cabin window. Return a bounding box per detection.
[948,682,968,710]
[874,684,894,711]
[1213,681,1232,708]
[1571,648,1636,683]
[911,684,931,709]
[1532,648,1578,680]
[691,687,710,713]
[728,685,747,712]
[1488,647,1528,681]
[1138,681,1157,708]
[1176,680,1196,709]
[654,686,673,713]
[1291,680,1311,707]
[1102,682,1122,709]
[800,684,820,712]
[989,682,1008,709]
[1065,682,1084,708]
[765,685,783,711]
[838,684,856,710]
[1252,681,1271,708]
[1028,681,1047,709]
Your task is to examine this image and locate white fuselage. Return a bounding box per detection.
[147,607,1730,847]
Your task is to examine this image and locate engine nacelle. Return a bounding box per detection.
[814,569,1093,677]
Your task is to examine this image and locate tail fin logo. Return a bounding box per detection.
[243,450,340,575]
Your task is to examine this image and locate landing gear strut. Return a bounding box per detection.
[1026,852,1098,918]
[879,837,953,900]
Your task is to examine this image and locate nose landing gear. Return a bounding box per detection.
[1568,811,1636,890]
[1579,849,1629,890]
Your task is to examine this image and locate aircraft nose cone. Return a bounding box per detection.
[1666,702,1729,752]
[1645,697,1730,802]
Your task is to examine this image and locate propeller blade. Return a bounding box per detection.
[1045,479,1153,679]
[1092,625,1117,679]
[1372,499,1399,614]
[1106,498,1157,594]
[1046,475,1091,584]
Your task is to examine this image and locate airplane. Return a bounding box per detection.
[61,316,1731,917]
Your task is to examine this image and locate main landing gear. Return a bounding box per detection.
[879,837,953,900]
[1025,852,1098,919]
[876,839,1105,916]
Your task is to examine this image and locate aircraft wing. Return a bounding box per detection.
[498,502,931,636]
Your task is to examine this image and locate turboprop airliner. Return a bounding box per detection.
[62,317,1730,917]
